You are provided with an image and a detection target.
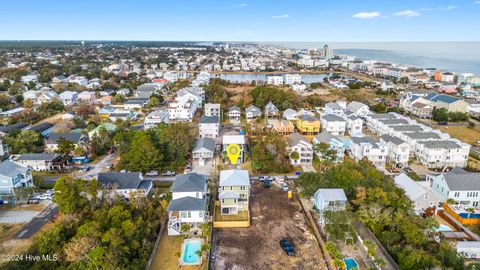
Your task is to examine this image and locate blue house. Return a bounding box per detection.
[313,188,348,212]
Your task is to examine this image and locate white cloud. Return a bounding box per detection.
[352,12,381,19]
[394,10,420,17]
[236,3,246,7]
[445,5,457,10]
[476,1,480,4]
[271,14,290,19]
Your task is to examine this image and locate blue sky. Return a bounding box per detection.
[0,0,479,41]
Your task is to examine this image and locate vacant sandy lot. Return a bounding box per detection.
[212,181,327,270]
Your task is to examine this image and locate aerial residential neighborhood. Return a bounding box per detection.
[1,1,480,270]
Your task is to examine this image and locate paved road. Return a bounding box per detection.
[13,203,58,239]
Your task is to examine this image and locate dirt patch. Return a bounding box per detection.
[212,181,327,270]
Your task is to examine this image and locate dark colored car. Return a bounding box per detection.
[280,239,295,256]
[263,180,271,188]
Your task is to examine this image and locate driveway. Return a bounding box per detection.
[0,210,39,224]
[81,153,117,179]
[192,159,213,176]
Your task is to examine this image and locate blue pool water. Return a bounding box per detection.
[435,224,453,232]
[183,240,201,264]
[344,258,359,270]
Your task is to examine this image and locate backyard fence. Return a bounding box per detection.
[145,217,167,270]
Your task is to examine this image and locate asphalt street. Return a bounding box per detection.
[13,203,58,239]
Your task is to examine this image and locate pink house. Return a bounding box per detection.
[438,85,458,94]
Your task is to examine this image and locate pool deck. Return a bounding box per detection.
[180,238,203,266]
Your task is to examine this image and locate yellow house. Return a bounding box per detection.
[296,114,320,135]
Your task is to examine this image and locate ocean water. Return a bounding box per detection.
[266,42,480,74]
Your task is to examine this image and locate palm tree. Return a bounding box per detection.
[466,208,475,219]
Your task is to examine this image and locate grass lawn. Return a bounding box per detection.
[150,229,207,270]
[436,125,480,145]
[214,203,249,222]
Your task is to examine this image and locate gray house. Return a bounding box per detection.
[245,105,262,119]
[193,138,215,166]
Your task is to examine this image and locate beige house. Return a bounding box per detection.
[218,170,250,215]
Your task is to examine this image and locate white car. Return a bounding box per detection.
[275,176,285,183]
[146,170,159,176]
[38,194,53,200]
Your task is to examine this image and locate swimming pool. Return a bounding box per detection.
[181,239,202,265]
[435,224,453,232]
[344,257,359,270]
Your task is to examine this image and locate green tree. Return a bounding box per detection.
[432,108,448,123]
[55,137,75,155]
[53,177,96,214]
[120,131,163,172]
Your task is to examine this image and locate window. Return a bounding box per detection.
[180,211,187,218]
[196,192,200,198]
[455,192,460,198]
[187,212,191,218]
[199,211,204,218]
[240,186,246,191]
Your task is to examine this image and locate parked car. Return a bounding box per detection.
[185,164,192,172]
[282,183,289,192]
[27,198,39,204]
[404,167,414,174]
[107,146,117,155]
[275,176,285,183]
[162,171,176,176]
[146,170,159,176]
[37,193,53,200]
[259,176,272,182]
[280,239,295,256]
[263,180,271,188]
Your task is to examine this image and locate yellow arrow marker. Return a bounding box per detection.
[226,144,241,165]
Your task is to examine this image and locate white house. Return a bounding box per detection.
[324,101,346,116]
[394,173,442,215]
[380,134,411,167]
[223,135,245,164]
[346,115,363,136]
[204,103,221,117]
[456,241,480,260]
[124,98,149,109]
[15,153,64,171]
[320,114,347,136]
[286,133,313,165]
[59,91,78,106]
[167,173,208,235]
[245,105,262,120]
[199,115,220,139]
[77,91,96,104]
[284,74,302,85]
[228,106,241,120]
[283,109,298,121]
[267,75,284,85]
[349,136,388,169]
[313,132,346,163]
[429,167,480,207]
[347,101,369,117]
[97,172,152,199]
[416,140,470,169]
[144,109,169,130]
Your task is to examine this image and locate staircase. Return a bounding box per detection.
[168,217,181,235]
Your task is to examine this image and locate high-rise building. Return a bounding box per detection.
[320,44,334,60]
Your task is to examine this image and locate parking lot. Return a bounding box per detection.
[212,181,327,270]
